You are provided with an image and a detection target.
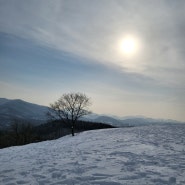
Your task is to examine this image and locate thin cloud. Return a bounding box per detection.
[1,1,184,82]
[0,0,185,121]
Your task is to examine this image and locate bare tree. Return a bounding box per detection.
[47,92,92,136]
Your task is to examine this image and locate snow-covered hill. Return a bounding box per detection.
[0,124,185,185]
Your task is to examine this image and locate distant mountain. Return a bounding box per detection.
[84,114,184,127]
[0,98,48,129]
[0,98,184,130]
[0,98,9,105]
[92,115,123,126]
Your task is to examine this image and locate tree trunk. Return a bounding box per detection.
[71,120,75,136]
[71,126,74,136]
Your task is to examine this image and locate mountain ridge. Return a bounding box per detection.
[0,98,48,129]
[0,98,184,129]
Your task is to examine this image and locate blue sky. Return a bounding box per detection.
[0,0,185,121]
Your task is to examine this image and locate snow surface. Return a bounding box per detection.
[0,124,185,185]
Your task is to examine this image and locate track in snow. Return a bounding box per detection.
[0,124,185,185]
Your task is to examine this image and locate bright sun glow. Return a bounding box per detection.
[119,35,139,56]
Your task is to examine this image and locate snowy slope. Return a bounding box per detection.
[0,124,185,185]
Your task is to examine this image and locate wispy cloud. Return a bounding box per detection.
[1,0,185,82]
[0,0,185,120]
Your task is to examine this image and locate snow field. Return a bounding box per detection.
[0,124,185,185]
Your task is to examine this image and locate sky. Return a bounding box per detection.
[0,0,185,121]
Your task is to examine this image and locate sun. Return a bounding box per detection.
[115,34,142,70]
[119,35,139,56]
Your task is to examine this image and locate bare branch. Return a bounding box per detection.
[47,92,92,136]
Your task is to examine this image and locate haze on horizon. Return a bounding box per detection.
[0,0,185,122]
